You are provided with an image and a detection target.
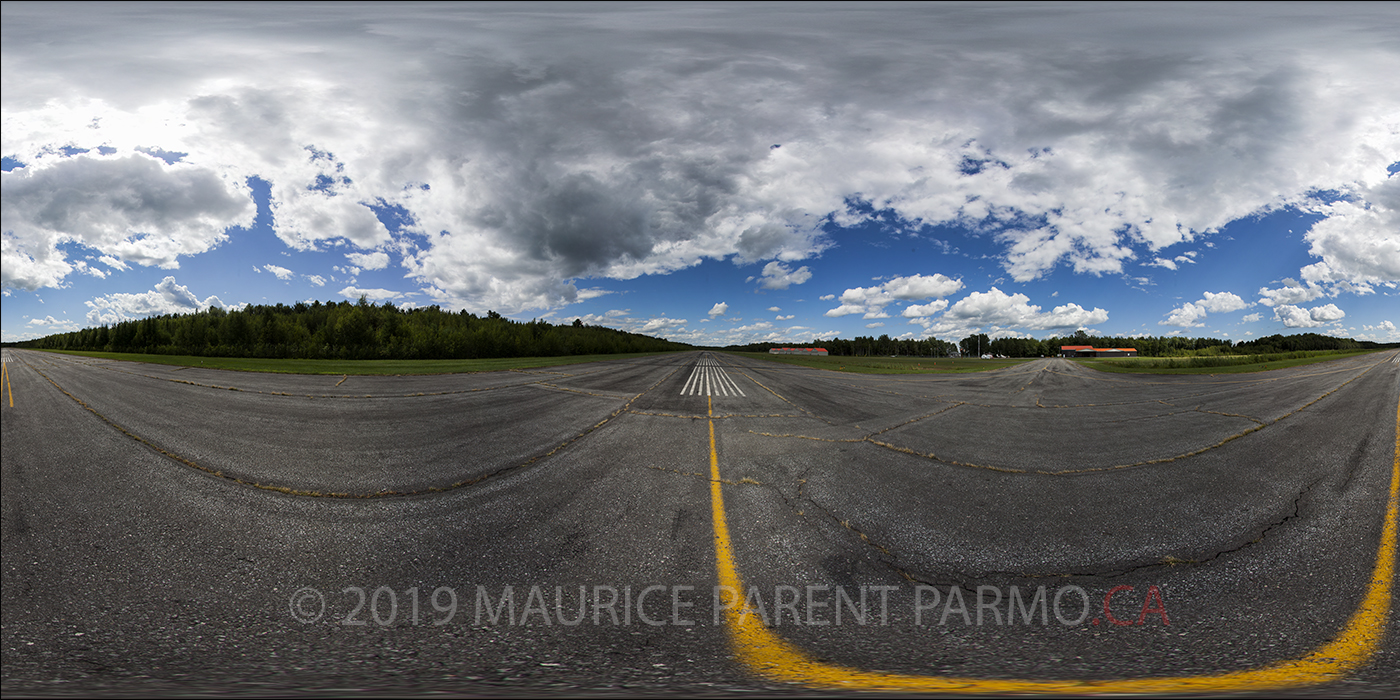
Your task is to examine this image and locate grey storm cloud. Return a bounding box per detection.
[3,3,1397,310]
[1,154,253,290]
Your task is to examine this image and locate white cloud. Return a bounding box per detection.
[776,314,794,320]
[1276,306,1316,327]
[767,306,782,312]
[1242,312,1262,323]
[84,276,228,325]
[263,264,294,280]
[1258,279,1324,307]
[71,260,106,279]
[941,287,1108,330]
[1357,320,1398,343]
[1160,303,1207,328]
[638,316,688,334]
[1274,303,1346,328]
[1308,303,1346,322]
[1148,252,1201,271]
[570,310,692,340]
[708,302,728,317]
[865,322,886,328]
[1161,290,1251,327]
[1198,291,1249,313]
[4,4,1398,311]
[345,251,390,271]
[824,304,865,318]
[1298,176,1400,287]
[989,329,1035,340]
[756,261,812,290]
[825,273,963,317]
[305,274,326,287]
[20,315,81,335]
[901,300,950,318]
[272,194,391,252]
[338,286,406,302]
[729,321,774,333]
[879,275,966,300]
[575,287,613,301]
[819,294,835,301]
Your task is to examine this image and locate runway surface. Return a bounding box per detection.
[2,347,1397,695]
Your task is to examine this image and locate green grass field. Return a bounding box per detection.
[1077,349,1383,374]
[28,349,684,375]
[728,351,1031,374]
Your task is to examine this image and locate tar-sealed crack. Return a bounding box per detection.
[19,355,681,499]
[779,476,1325,593]
[762,475,911,581]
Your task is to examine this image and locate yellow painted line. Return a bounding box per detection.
[2,360,12,407]
[707,391,1397,693]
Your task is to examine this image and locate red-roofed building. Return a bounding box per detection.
[769,347,829,356]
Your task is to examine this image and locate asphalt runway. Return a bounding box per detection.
[2,347,1397,696]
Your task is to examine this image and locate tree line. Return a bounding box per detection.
[726,331,1380,358]
[19,299,691,360]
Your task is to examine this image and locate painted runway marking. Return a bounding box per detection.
[681,354,745,397]
[1,352,13,407]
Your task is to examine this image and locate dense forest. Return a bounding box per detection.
[15,299,1388,361]
[17,299,691,359]
[727,331,1381,358]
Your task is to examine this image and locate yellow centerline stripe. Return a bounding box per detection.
[707,389,1397,693]
[2,360,13,407]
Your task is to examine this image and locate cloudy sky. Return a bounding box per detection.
[3,2,1398,346]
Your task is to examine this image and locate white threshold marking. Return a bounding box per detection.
[680,355,746,396]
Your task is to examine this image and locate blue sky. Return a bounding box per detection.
[3,3,1398,346]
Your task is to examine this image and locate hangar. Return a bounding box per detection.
[1061,345,1138,358]
[770,347,829,356]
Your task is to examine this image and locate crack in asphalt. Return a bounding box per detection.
[792,477,1324,593]
[712,353,1382,593]
[713,356,837,428]
[29,351,639,400]
[627,410,805,420]
[19,355,681,499]
[641,464,761,487]
[738,359,1381,476]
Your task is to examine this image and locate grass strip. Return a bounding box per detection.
[725,351,1031,374]
[29,349,682,375]
[1079,349,1381,374]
